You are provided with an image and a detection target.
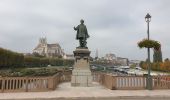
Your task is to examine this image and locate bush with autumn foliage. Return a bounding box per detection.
[137,38,168,72]
[140,58,170,72]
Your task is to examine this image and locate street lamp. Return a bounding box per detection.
[145,13,152,90]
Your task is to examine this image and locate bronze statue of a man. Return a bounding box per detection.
[74,19,89,48]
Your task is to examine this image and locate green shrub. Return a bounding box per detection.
[0,47,74,69]
[0,48,24,69]
[24,56,40,67]
[138,39,161,49]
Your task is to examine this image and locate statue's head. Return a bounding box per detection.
[80,19,84,24]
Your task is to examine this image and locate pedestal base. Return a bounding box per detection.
[71,69,92,87]
[71,48,92,87]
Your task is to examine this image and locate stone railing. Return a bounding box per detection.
[1,71,169,92]
[0,71,71,93]
[93,72,170,90]
[153,76,170,89]
[116,76,146,89]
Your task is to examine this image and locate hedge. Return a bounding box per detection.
[0,47,74,68]
[0,48,24,68]
[24,56,41,67]
[24,56,74,67]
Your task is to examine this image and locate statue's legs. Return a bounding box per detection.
[83,38,87,47]
[78,37,87,48]
[79,38,84,47]
[79,39,81,47]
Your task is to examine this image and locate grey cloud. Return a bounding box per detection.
[0,0,170,60]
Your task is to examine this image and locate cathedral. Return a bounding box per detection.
[33,38,64,58]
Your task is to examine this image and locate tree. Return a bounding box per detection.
[153,46,162,62]
[164,58,169,62]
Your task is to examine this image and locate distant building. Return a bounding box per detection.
[104,53,116,61]
[95,49,99,60]
[104,53,117,64]
[129,60,141,64]
[129,60,141,66]
[33,37,64,58]
[63,54,74,60]
[94,53,130,66]
[116,57,129,66]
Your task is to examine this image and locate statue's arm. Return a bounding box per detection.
[74,25,79,30]
[74,27,77,30]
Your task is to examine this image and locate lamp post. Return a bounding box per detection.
[145,13,152,90]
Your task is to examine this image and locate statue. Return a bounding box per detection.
[72,19,92,87]
[74,19,89,48]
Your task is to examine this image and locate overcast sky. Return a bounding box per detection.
[0,0,170,60]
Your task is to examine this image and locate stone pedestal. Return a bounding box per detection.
[71,48,92,87]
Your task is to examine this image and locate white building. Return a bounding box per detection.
[104,53,117,61]
[116,57,129,66]
[63,54,74,60]
[33,38,64,58]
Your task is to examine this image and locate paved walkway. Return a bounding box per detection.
[0,82,170,100]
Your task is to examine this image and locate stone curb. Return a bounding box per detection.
[1,96,170,100]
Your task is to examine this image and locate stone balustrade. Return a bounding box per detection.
[93,72,170,90]
[0,71,71,93]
